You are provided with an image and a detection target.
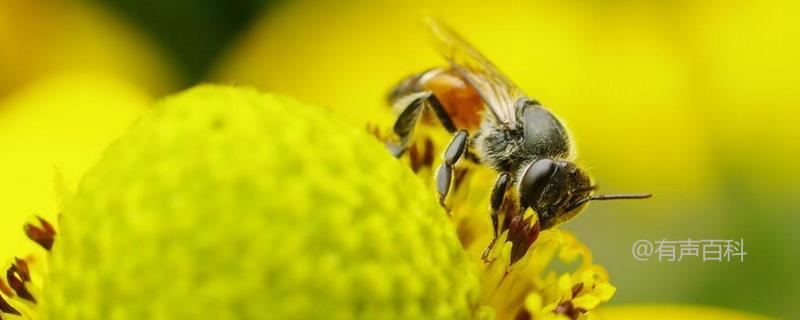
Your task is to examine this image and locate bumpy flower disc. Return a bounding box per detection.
[41,85,479,319]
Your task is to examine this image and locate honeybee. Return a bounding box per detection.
[386,18,650,263]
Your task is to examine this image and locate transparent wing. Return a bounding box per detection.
[426,17,527,126]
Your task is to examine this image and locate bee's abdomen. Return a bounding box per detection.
[388,68,485,131]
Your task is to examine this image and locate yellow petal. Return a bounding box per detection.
[541,302,559,313]
[594,282,616,302]
[557,274,573,301]
[572,294,601,310]
[524,293,543,313]
[577,269,595,291]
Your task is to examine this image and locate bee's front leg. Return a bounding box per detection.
[435,129,469,207]
[482,172,511,262]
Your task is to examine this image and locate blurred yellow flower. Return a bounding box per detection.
[0,0,178,97]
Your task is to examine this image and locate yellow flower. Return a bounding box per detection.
[1,85,481,319]
[478,231,616,320]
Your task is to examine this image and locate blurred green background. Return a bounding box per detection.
[1,0,797,318]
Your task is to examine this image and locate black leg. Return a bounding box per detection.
[435,130,469,205]
[387,92,456,157]
[482,172,511,262]
[489,172,511,238]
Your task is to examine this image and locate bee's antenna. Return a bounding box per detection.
[565,193,651,212]
[590,193,652,201]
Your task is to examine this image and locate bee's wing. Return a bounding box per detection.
[426,17,526,126]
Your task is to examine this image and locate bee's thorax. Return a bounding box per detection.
[475,103,572,173]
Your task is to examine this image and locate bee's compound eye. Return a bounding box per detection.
[519,159,557,209]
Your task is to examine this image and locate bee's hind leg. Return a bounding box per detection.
[482,172,511,262]
[387,91,456,157]
[435,129,469,207]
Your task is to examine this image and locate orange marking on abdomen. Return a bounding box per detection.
[421,70,485,130]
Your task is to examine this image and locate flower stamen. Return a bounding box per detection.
[6,260,35,303]
[24,216,56,251]
[571,283,584,297]
[0,276,21,318]
[0,278,12,297]
[408,137,436,173]
[507,215,541,264]
[0,294,21,316]
[555,301,586,320]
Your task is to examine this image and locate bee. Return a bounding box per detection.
[386,18,651,263]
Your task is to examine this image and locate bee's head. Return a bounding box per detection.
[518,159,650,230]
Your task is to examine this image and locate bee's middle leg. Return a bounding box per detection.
[435,129,469,206]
